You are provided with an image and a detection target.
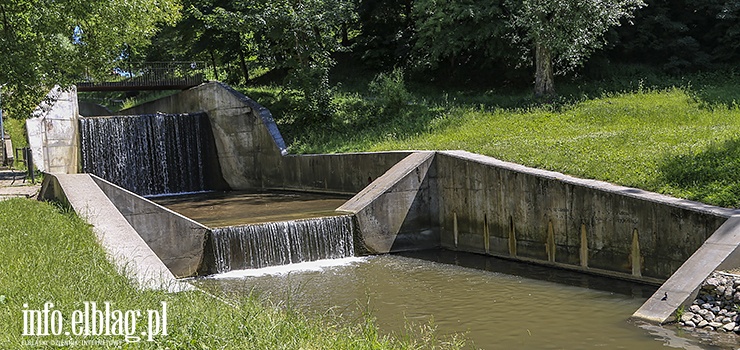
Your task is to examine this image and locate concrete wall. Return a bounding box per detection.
[120,82,413,195]
[338,152,438,254]
[119,82,286,189]
[38,174,191,291]
[633,216,740,323]
[26,86,79,174]
[436,151,740,282]
[91,175,209,278]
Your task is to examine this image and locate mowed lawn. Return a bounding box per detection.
[362,88,740,208]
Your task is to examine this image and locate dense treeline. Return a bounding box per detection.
[4,0,740,118]
[145,0,740,93]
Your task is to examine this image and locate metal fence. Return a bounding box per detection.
[78,61,208,91]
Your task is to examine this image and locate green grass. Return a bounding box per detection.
[0,199,463,349]
[240,67,740,208]
[3,118,28,169]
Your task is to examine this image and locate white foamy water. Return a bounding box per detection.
[209,256,367,279]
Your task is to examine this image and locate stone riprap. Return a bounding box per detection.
[679,272,740,333]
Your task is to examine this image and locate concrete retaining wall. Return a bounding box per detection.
[436,151,739,281]
[91,175,209,278]
[119,83,286,190]
[26,86,79,174]
[38,174,191,291]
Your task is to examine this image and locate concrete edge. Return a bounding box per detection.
[211,82,288,155]
[337,151,437,253]
[89,174,210,231]
[38,173,193,292]
[440,150,740,218]
[338,151,435,214]
[90,174,211,277]
[632,216,740,323]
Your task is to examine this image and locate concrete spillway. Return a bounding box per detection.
[79,113,216,196]
[209,216,355,273]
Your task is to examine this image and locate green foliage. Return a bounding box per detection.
[368,68,413,114]
[675,305,685,320]
[0,0,181,119]
[189,0,354,121]
[508,0,646,95]
[412,0,511,71]
[509,0,646,72]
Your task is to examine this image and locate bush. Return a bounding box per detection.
[368,68,413,114]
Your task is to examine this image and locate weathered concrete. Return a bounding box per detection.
[38,173,192,291]
[91,175,209,278]
[119,82,411,195]
[26,86,79,174]
[633,216,740,323]
[435,151,739,282]
[338,152,438,253]
[269,152,414,194]
[78,101,112,117]
[119,82,286,190]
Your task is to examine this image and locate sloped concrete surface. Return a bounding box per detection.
[338,152,438,253]
[633,216,740,323]
[39,173,192,292]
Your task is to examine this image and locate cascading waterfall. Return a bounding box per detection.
[210,215,356,273]
[79,113,211,196]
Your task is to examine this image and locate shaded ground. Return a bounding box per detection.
[0,168,40,200]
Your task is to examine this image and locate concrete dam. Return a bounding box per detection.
[27,83,740,344]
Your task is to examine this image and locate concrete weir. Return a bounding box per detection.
[28,81,740,324]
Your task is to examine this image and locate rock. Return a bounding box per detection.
[698,320,709,328]
[681,312,695,323]
[702,303,713,310]
[718,286,727,294]
[723,322,736,331]
[719,309,728,316]
[711,306,722,313]
[734,292,740,302]
[704,312,716,322]
[706,295,716,302]
[705,278,721,289]
[692,315,703,324]
[685,320,696,328]
[726,311,736,318]
[690,304,701,313]
[709,321,723,329]
[722,317,732,324]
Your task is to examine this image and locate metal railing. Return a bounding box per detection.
[78,61,208,91]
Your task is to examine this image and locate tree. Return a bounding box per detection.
[195,0,356,120]
[509,0,645,96]
[0,0,181,118]
[411,0,520,84]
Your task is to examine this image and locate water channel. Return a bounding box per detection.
[194,250,739,349]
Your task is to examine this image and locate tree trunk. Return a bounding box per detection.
[210,50,219,81]
[534,41,555,97]
[238,49,249,84]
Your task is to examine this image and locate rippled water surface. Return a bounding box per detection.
[195,250,735,349]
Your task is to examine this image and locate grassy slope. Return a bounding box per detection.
[0,199,461,349]
[244,69,740,208]
[370,88,740,207]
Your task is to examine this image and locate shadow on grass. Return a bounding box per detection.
[658,138,740,208]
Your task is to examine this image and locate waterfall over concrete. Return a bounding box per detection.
[210,215,356,273]
[80,113,215,196]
